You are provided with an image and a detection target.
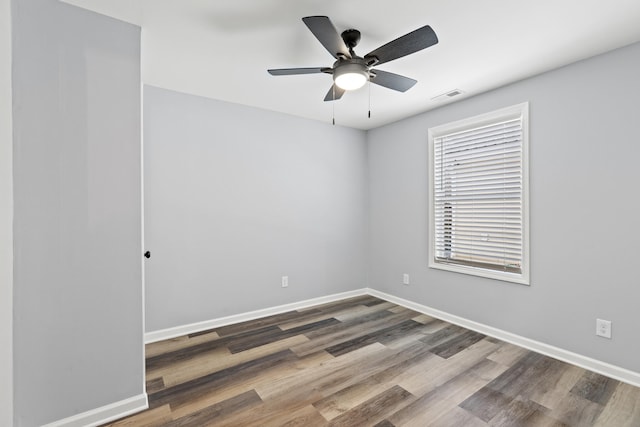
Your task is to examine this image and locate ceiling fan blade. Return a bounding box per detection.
[365,25,438,66]
[370,69,417,92]
[268,67,328,76]
[324,84,345,102]
[302,16,351,59]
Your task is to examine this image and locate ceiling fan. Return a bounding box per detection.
[268,16,438,101]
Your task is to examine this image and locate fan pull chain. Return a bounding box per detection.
[368,80,371,119]
[332,85,336,125]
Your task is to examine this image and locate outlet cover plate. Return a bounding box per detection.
[596,318,612,339]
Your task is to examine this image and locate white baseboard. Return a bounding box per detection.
[145,289,369,344]
[41,393,148,427]
[367,288,640,388]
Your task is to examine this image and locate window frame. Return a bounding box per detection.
[427,102,530,285]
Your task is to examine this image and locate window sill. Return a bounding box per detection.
[429,260,530,286]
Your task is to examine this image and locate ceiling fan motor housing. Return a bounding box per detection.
[341,29,361,49]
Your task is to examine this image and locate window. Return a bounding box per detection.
[428,103,529,285]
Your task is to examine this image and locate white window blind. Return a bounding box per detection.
[432,114,524,275]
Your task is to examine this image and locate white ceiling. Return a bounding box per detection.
[64,0,640,130]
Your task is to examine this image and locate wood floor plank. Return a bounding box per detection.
[146,345,232,388]
[226,317,339,353]
[256,342,389,402]
[411,313,436,324]
[148,349,295,408]
[459,387,514,422]
[256,342,425,424]
[419,324,468,348]
[485,350,548,396]
[101,296,640,427]
[102,405,173,426]
[225,401,330,427]
[304,306,411,341]
[384,328,434,350]
[313,341,434,420]
[298,295,383,314]
[427,406,488,427]
[210,306,335,343]
[290,309,405,357]
[156,334,309,388]
[548,392,606,426]
[529,363,584,410]
[364,298,388,307]
[429,329,486,359]
[485,341,528,367]
[145,331,220,358]
[389,358,502,427]
[258,341,434,409]
[214,308,324,337]
[487,397,564,427]
[333,301,396,322]
[593,382,640,427]
[169,349,333,420]
[165,389,262,427]
[275,404,329,427]
[387,305,415,314]
[278,311,343,331]
[145,324,280,371]
[399,338,499,396]
[212,399,317,427]
[325,319,425,357]
[460,349,560,422]
[145,377,165,394]
[328,385,415,427]
[570,371,618,405]
[419,319,450,334]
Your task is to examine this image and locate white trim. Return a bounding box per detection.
[41,393,148,427]
[366,288,640,388]
[427,262,530,286]
[427,102,530,286]
[0,0,13,424]
[145,289,368,344]
[140,70,146,398]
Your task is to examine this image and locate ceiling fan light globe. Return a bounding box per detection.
[335,72,367,90]
[334,63,368,91]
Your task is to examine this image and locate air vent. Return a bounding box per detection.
[431,89,464,102]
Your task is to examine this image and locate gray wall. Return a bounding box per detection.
[12,1,143,425]
[368,41,640,373]
[1,0,13,423]
[144,86,368,332]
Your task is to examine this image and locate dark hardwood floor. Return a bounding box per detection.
[103,295,640,426]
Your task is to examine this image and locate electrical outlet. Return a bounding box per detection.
[403,273,410,285]
[596,318,612,339]
[281,276,289,288]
